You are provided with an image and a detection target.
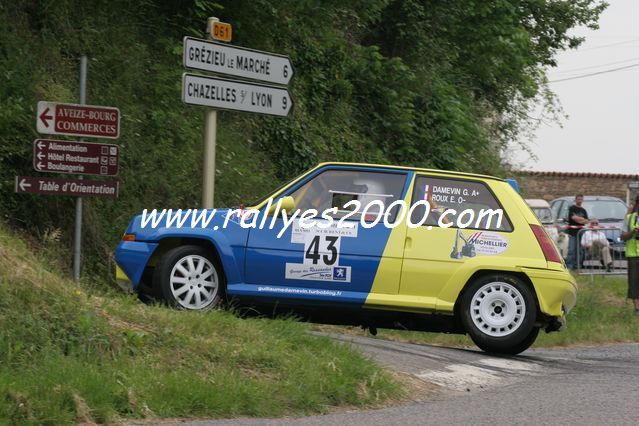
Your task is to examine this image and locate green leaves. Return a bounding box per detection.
[0,0,606,274]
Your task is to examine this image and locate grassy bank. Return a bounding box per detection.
[0,226,402,424]
[333,275,639,349]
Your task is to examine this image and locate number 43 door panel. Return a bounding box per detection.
[243,217,395,302]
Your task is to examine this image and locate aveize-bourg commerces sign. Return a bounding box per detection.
[37,101,120,139]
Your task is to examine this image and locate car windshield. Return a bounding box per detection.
[582,200,627,222]
[531,207,553,224]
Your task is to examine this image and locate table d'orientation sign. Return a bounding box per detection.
[15,176,119,199]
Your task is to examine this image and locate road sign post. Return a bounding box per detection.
[202,107,217,208]
[73,55,87,283]
[201,17,225,209]
[184,17,294,208]
[23,57,121,283]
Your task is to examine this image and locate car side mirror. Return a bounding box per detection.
[268,196,295,215]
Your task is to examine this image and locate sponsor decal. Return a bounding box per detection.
[466,231,509,255]
[285,263,352,283]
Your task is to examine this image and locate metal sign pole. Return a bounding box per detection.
[202,17,219,209]
[202,108,216,208]
[73,55,87,282]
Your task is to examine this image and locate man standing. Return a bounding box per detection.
[621,195,639,315]
[581,218,612,272]
[566,194,589,270]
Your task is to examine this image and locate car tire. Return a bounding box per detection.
[460,274,538,355]
[153,245,223,310]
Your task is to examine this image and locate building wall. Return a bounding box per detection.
[514,171,639,203]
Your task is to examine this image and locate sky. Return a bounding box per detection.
[511,0,639,174]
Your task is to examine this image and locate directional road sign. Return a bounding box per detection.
[33,139,119,176]
[37,101,120,139]
[182,73,293,117]
[183,37,294,86]
[15,176,119,198]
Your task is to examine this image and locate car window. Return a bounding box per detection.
[532,207,553,224]
[409,176,513,231]
[550,200,562,222]
[582,200,627,222]
[559,201,570,223]
[288,169,407,221]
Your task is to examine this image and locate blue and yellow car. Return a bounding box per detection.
[115,163,576,354]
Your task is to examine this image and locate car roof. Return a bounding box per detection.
[316,162,505,182]
[551,195,626,203]
[525,199,551,208]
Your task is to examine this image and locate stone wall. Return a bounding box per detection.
[514,171,639,203]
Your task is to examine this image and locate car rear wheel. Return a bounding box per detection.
[460,274,538,355]
[153,245,223,310]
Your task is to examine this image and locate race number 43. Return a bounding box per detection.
[304,235,340,266]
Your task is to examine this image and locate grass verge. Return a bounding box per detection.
[0,225,403,424]
[324,274,639,349]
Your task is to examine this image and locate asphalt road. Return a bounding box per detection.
[166,335,639,426]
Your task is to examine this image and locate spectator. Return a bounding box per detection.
[581,218,612,272]
[621,195,639,315]
[566,194,589,270]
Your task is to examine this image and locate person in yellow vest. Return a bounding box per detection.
[621,195,639,315]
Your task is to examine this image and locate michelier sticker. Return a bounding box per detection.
[466,231,509,255]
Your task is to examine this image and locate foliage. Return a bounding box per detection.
[0,0,605,275]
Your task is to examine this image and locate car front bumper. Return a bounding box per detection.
[116,264,134,292]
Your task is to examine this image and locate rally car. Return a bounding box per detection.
[115,163,576,354]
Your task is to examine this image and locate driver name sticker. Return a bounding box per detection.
[467,231,509,255]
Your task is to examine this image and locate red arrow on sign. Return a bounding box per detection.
[39,107,53,128]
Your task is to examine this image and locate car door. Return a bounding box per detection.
[400,175,514,310]
[242,166,411,304]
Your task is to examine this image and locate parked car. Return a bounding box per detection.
[116,162,576,354]
[525,199,566,257]
[525,199,553,224]
[549,195,628,255]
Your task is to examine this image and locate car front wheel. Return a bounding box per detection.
[153,245,223,310]
[460,274,538,355]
